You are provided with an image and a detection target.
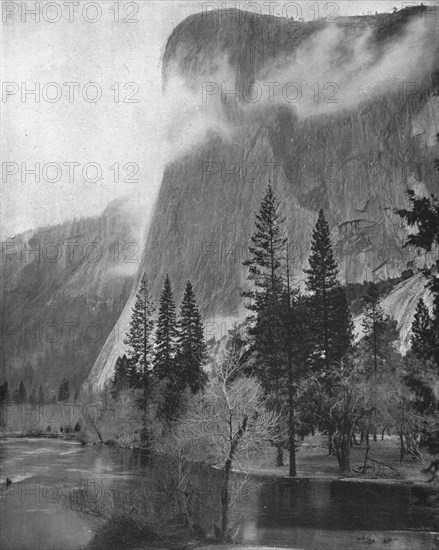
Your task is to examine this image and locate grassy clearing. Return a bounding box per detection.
[245,433,436,484]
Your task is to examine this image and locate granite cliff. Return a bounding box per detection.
[87,7,439,387]
[149,7,438,315]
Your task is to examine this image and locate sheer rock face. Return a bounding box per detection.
[87,10,439,387]
[144,9,438,314]
[1,197,139,392]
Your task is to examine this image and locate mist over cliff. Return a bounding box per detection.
[150,7,439,309]
[87,7,439,387]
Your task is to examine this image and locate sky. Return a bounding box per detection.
[1,0,436,237]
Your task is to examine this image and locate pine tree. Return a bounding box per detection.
[124,273,155,392]
[111,354,131,398]
[304,210,353,455]
[396,191,439,252]
[243,184,287,467]
[305,209,353,371]
[362,283,386,373]
[154,275,178,379]
[58,378,70,401]
[126,357,140,390]
[154,275,179,420]
[411,298,434,360]
[331,286,354,362]
[243,184,287,388]
[282,240,316,477]
[244,184,286,311]
[176,281,207,394]
[397,189,439,371]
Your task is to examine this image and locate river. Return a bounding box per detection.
[1,438,438,549]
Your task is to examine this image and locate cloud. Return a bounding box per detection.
[254,18,437,117]
[162,61,235,161]
[119,14,438,233]
[164,16,437,141]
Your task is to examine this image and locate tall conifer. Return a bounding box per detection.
[124,273,155,392]
[304,210,353,454]
[411,298,434,361]
[243,185,287,389]
[397,189,439,370]
[176,281,207,394]
[362,284,386,373]
[111,354,131,398]
[244,184,286,310]
[154,275,178,380]
[243,184,287,466]
[305,209,352,370]
[154,275,179,421]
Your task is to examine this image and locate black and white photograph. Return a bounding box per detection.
[1,1,439,549]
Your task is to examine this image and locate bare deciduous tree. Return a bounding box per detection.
[176,348,279,540]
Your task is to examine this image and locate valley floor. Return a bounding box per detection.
[249,433,437,485]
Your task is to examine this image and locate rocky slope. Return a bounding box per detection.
[87,8,439,387]
[353,272,433,353]
[0,197,143,395]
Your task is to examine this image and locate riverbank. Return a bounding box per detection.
[2,430,437,487]
[246,433,438,485]
[1,430,78,441]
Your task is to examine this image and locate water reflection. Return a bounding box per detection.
[0,438,438,550]
[249,478,439,547]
